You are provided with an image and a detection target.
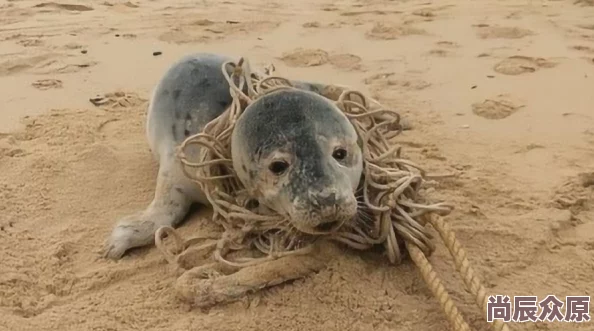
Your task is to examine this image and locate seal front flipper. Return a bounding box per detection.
[102,157,193,260]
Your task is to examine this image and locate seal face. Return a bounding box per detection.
[231,89,363,233]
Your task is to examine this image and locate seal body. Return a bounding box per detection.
[146,53,235,160]
[231,89,363,233]
[102,52,363,259]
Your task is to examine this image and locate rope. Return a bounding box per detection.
[407,242,472,331]
[152,56,510,331]
[429,215,510,331]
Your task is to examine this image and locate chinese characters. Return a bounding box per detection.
[487,295,590,323]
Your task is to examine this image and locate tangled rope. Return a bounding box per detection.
[154,57,510,331]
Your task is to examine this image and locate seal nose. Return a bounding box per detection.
[310,189,338,209]
[316,191,337,207]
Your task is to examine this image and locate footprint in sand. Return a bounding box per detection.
[0,7,36,25]
[339,10,402,17]
[436,41,460,48]
[426,49,449,57]
[279,49,362,71]
[574,0,594,7]
[571,45,594,53]
[572,46,594,64]
[364,72,431,91]
[412,9,435,18]
[17,39,44,47]
[411,5,454,19]
[552,173,594,211]
[89,91,147,110]
[328,54,362,71]
[102,1,139,11]
[493,56,557,75]
[32,79,63,90]
[0,53,97,76]
[471,95,523,120]
[302,21,321,28]
[33,2,93,12]
[63,42,84,50]
[0,54,55,76]
[475,25,534,39]
[577,24,594,31]
[365,22,426,40]
[159,20,279,44]
[280,48,329,67]
[303,21,363,29]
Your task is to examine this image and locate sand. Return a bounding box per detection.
[1,0,594,330]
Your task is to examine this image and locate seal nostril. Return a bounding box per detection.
[315,192,337,207]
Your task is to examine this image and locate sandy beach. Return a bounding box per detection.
[1,0,594,330]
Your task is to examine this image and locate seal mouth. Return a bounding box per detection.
[292,218,346,236]
[313,220,343,232]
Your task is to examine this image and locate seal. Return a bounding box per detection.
[231,89,363,233]
[102,52,363,259]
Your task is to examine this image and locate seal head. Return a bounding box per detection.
[231,89,363,233]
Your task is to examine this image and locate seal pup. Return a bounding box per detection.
[102,53,363,259]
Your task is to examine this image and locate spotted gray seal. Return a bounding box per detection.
[102,52,363,259]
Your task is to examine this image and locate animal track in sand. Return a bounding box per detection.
[0,7,35,25]
[412,9,435,17]
[280,48,328,67]
[0,53,97,76]
[302,20,363,30]
[364,72,431,92]
[436,41,460,48]
[551,173,594,213]
[471,95,523,120]
[159,20,279,44]
[577,24,594,30]
[410,4,454,19]
[17,39,44,47]
[574,0,594,6]
[365,22,426,40]
[493,56,557,75]
[279,49,363,71]
[102,1,139,11]
[328,54,362,71]
[2,33,47,43]
[475,25,534,39]
[89,91,147,111]
[302,21,321,28]
[339,10,402,17]
[33,2,94,12]
[320,5,339,12]
[303,20,367,29]
[571,45,594,53]
[32,79,63,90]
[426,49,450,57]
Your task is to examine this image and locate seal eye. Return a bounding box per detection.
[268,160,289,175]
[332,148,348,161]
